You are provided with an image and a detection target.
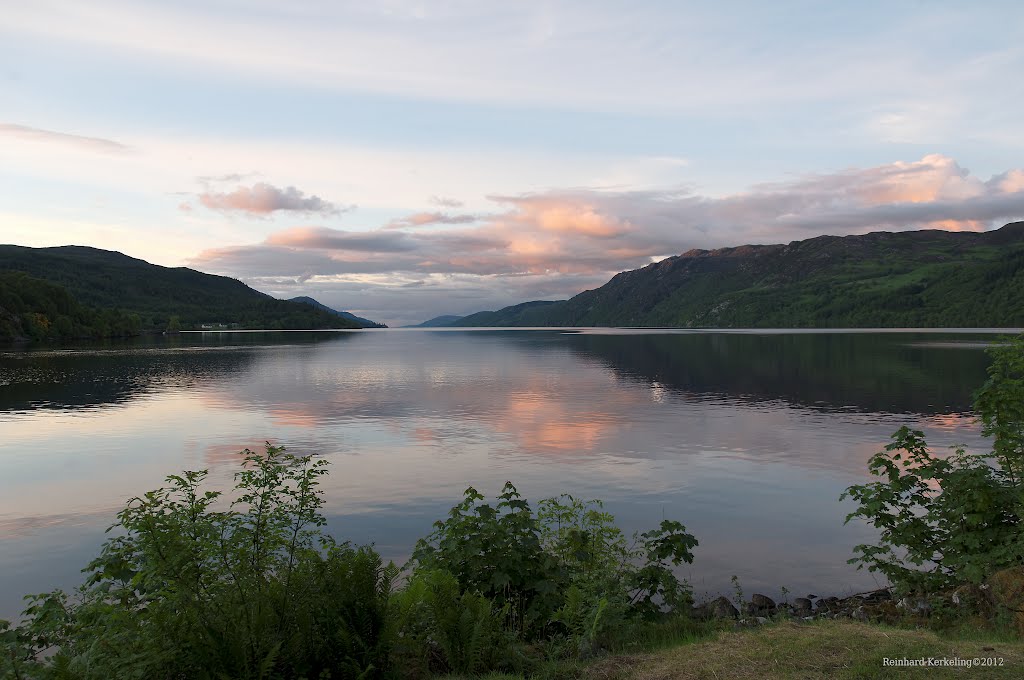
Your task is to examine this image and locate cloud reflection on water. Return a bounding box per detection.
[0,330,997,619]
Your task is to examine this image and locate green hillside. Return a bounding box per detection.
[451,221,1024,328]
[0,271,143,342]
[451,300,564,327]
[0,245,362,334]
[288,296,386,328]
[406,314,464,327]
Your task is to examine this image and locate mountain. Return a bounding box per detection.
[406,315,465,328]
[0,245,363,332]
[452,222,1024,328]
[451,301,565,327]
[288,296,386,328]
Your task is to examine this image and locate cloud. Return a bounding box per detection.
[198,172,260,184]
[191,155,1024,326]
[430,195,464,208]
[385,211,481,229]
[0,123,130,154]
[266,226,416,252]
[196,182,347,216]
[8,0,1023,133]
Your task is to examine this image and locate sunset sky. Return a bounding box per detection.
[3,1,1024,326]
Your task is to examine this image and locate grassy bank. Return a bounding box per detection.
[448,619,1024,679]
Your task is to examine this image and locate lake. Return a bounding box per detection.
[0,328,1005,620]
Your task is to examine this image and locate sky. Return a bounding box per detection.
[2,0,1024,326]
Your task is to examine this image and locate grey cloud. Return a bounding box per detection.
[779,191,1024,231]
[253,271,606,327]
[198,172,261,184]
[267,226,418,252]
[197,182,348,216]
[430,195,464,208]
[386,211,481,228]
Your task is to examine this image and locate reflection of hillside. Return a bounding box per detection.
[557,333,991,415]
[0,333,354,412]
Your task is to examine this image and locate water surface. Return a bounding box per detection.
[0,329,1002,619]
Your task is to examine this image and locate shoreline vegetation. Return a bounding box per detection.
[4,337,1024,678]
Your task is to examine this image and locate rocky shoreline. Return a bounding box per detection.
[689,567,1024,635]
[692,584,990,627]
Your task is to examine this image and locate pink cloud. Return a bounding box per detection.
[490,196,632,238]
[0,122,130,154]
[197,182,345,216]
[385,211,481,228]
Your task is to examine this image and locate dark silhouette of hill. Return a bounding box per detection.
[288,296,386,328]
[405,315,465,327]
[0,245,364,335]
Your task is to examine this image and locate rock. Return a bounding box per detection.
[793,597,813,613]
[896,597,931,615]
[852,605,868,621]
[816,596,839,611]
[751,593,776,610]
[755,616,768,625]
[709,596,739,619]
[860,588,892,603]
[690,603,711,621]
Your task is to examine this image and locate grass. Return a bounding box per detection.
[444,620,1024,679]
[584,620,1024,679]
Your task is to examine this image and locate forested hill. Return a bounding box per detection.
[0,271,145,342]
[0,245,363,334]
[287,296,386,328]
[452,301,564,327]
[450,221,1024,328]
[406,315,465,328]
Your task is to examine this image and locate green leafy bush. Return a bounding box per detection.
[538,495,697,655]
[2,456,700,678]
[411,485,698,658]
[842,427,1020,591]
[388,569,513,677]
[2,444,397,680]
[410,483,564,639]
[842,335,1024,593]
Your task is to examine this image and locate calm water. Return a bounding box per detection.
[0,329,1004,620]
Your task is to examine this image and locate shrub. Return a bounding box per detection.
[842,427,1020,591]
[842,334,1024,594]
[411,484,698,657]
[2,444,397,680]
[410,483,565,639]
[2,456,700,678]
[539,495,697,654]
[388,569,513,677]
